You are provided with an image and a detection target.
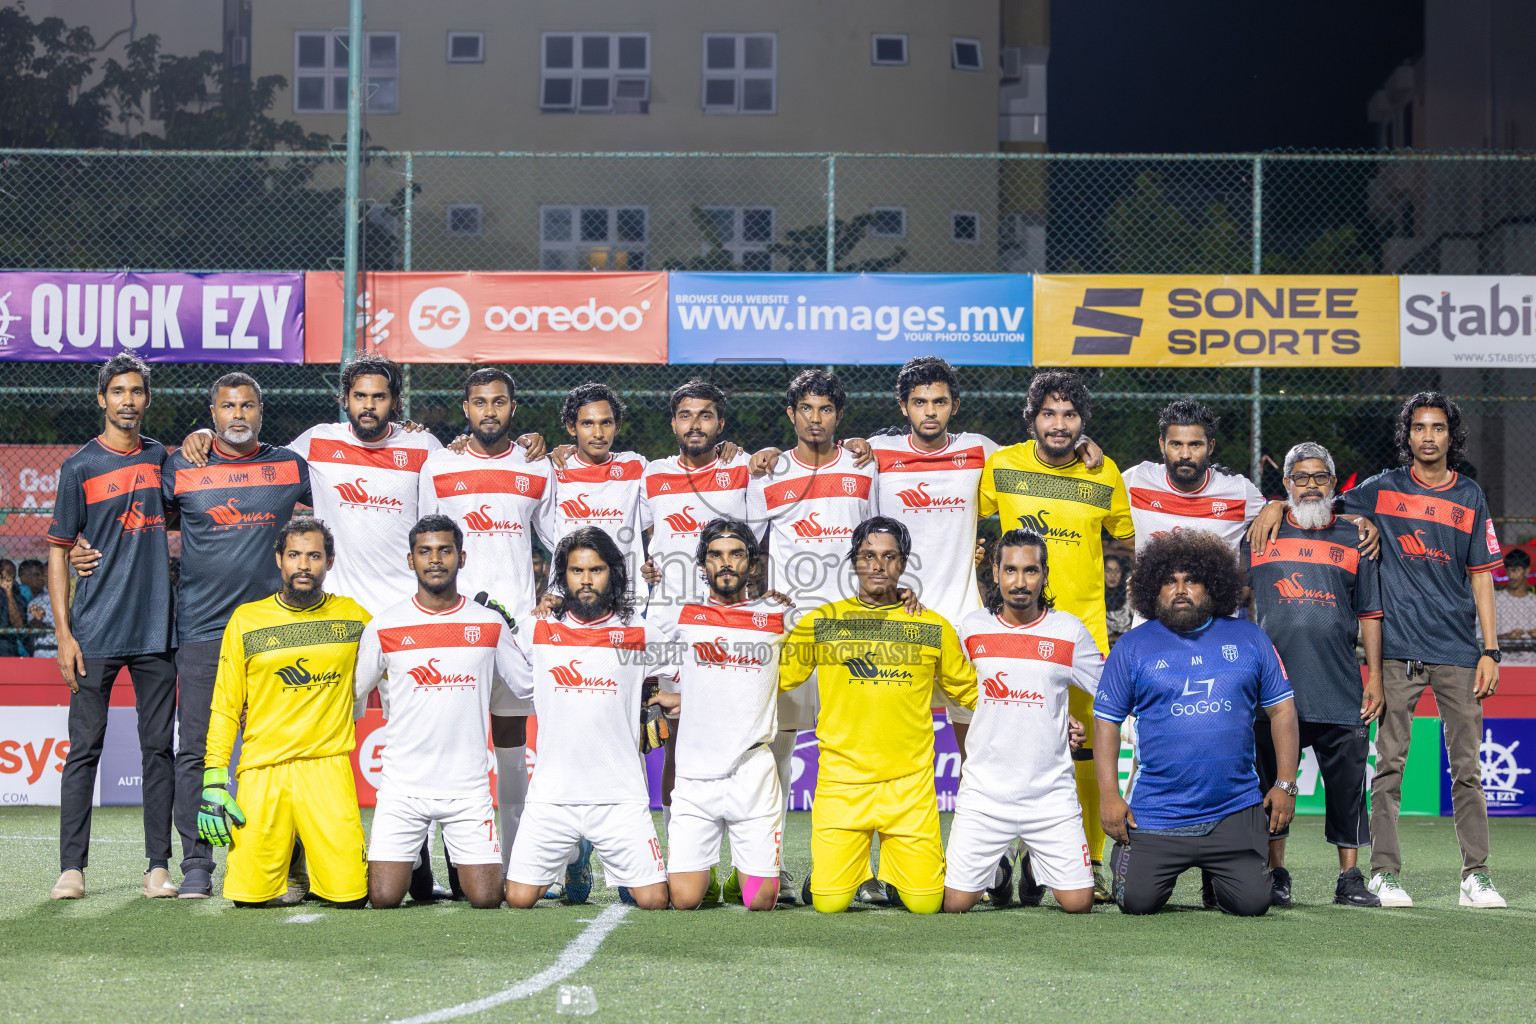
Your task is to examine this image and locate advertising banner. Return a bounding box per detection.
[668,272,1032,365]
[1034,275,1398,367]
[0,444,74,541]
[1441,718,1536,817]
[0,707,72,807]
[0,272,305,363]
[1400,276,1536,367]
[303,271,668,364]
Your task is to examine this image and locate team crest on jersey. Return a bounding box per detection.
[332,623,350,641]
[261,465,276,483]
[609,464,624,479]
[752,611,768,629]
[842,478,857,495]
[464,625,481,644]
[1222,644,1239,662]
[1211,501,1228,516]
[1329,546,1344,564]
[392,450,408,468]
[1450,505,1465,527]
[901,624,919,641]
[953,452,968,468]
[715,471,731,488]
[609,629,626,647]
[1038,640,1055,660]
[516,475,530,494]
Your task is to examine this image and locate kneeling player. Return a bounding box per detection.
[197,518,370,907]
[355,515,525,909]
[779,517,977,914]
[502,527,673,910]
[657,518,789,911]
[944,531,1100,914]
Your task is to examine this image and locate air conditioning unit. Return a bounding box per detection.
[1000,47,1023,82]
[614,76,650,114]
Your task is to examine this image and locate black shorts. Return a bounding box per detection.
[1109,804,1271,916]
[1254,716,1370,848]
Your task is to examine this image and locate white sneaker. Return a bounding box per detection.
[1459,872,1507,909]
[1368,871,1414,907]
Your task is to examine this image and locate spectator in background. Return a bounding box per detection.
[17,560,47,656]
[1104,552,1133,644]
[531,545,549,603]
[2,559,27,655]
[28,586,56,659]
[1496,549,1536,666]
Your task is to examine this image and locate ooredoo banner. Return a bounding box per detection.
[668,272,1032,365]
[0,272,305,362]
[1034,275,1399,367]
[304,272,668,364]
[1400,276,1536,366]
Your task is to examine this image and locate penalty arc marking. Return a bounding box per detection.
[393,904,632,1024]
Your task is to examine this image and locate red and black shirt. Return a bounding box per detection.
[46,436,174,658]
[1342,467,1501,668]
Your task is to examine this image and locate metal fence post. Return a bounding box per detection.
[825,154,837,273]
[403,151,414,272]
[401,362,412,421]
[1250,155,1264,486]
[339,0,365,411]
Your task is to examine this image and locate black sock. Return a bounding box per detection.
[148,860,168,872]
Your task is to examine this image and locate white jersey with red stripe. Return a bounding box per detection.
[654,597,786,780]
[1121,461,1265,554]
[354,594,526,799]
[642,454,750,610]
[287,422,442,614]
[508,610,670,806]
[957,607,1103,821]
[547,452,651,597]
[870,431,998,625]
[417,444,556,619]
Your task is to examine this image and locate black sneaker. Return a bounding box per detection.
[1270,865,1293,907]
[1334,867,1382,907]
[409,838,440,903]
[1018,852,1046,907]
[800,870,813,908]
[985,855,1014,907]
[177,867,213,899]
[1200,870,1217,909]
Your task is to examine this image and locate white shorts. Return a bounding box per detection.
[507,802,666,889]
[368,791,502,866]
[668,747,783,877]
[778,670,820,731]
[489,677,534,717]
[944,806,1093,893]
[932,684,973,726]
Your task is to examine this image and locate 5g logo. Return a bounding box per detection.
[409,286,471,348]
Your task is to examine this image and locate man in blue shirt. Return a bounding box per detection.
[1093,531,1299,916]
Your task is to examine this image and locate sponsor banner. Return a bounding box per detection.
[304,271,668,364]
[1441,718,1536,817]
[1034,275,1398,367]
[1400,276,1536,366]
[0,271,304,363]
[0,707,72,806]
[668,272,1032,365]
[0,444,74,539]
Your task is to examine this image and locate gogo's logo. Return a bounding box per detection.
[1171,677,1231,716]
[409,286,471,349]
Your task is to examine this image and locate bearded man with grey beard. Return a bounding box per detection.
[1239,442,1385,909]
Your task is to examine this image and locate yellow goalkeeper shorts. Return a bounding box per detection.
[222,753,367,904]
[810,767,944,898]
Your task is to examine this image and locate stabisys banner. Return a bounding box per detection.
[0,272,305,362]
[1399,276,1536,366]
[303,271,668,364]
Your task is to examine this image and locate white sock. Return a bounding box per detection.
[494,745,528,872]
[662,804,672,843]
[770,730,797,875]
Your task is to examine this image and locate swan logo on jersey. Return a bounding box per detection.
[392,450,408,468]
[894,481,966,511]
[790,512,853,540]
[115,501,165,534]
[1396,528,1451,564]
[981,671,1045,705]
[1211,501,1228,516]
[1015,510,1082,544]
[843,655,913,681]
[462,504,522,535]
[275,657,344,690]
[464,625,481,644]
[558,493,624,521]
[1222,644,1240,662]
[693,637,764,668]
[206,498,278,530]
[334,478,405,512]
[549,659,618,692]
[406,657,476,689]
[662,506,704,534]
[1273,572,1337,606]
[1037,640,1055,660]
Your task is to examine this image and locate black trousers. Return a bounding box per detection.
[58,652,177,872]
[1110,804,1272,916]
[1255,716,1371,848]
[174,640,221,874]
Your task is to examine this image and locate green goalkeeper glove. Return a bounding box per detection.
[198,767,246,847]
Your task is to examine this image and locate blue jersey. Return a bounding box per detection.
[1094,616,1293,830]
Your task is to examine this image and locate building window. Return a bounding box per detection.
[541,33,650,113]
[295,31,398,113]
[447,32,484,63]
[702,34,776,114]
[447,204,483,236]
[951,37,982,71]
[951,211,979,243]
[540,205,647,269]
[869,207,906,239]
[701,206,775,270]
[871,34,907,66]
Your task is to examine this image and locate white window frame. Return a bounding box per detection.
[871,34,908,66]
[700,206,776,270]
[293,30,398,113]
[701,33,777,115]
[869,207,906,240]
[950,210,980,244]
[540,32,650,114]
[951,36,982,72]
[539,204,649,270]
[447,32,484,64]
[447,204,483,237]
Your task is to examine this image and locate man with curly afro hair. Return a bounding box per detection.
[1090,531,1300,916]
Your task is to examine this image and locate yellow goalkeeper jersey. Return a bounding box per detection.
[206,592,371,776]
[979,440,1134,654]
[779,597,976,785]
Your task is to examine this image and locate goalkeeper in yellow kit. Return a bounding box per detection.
[779,516,977,914]
[197,517,372,906]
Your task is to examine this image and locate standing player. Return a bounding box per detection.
[945,530,1100,914]
[979,370,1134,897]
[502,527,672,910]
[196,518,370,907]
[46,354,178,901]
[778,517,978,914]
[417,369,553,871]
[355,515,526,910]
[1240,442,1384,908]
[657,517,789,911]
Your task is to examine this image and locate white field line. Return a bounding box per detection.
[393,904,631,1024]
[284,912,325,923]
[1,834,139,843]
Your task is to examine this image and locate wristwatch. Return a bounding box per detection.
[1271,780,1300,797]
[1482,649,1502,664]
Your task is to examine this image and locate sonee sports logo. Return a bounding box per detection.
[1071,288,1143,356]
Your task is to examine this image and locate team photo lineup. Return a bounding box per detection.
[42,348,1513,917]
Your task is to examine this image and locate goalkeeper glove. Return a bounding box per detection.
[640,680,670,752]
[198,767,246,847]
[473,591,518,633]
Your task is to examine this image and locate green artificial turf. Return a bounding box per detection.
[1,807,1532,1023]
